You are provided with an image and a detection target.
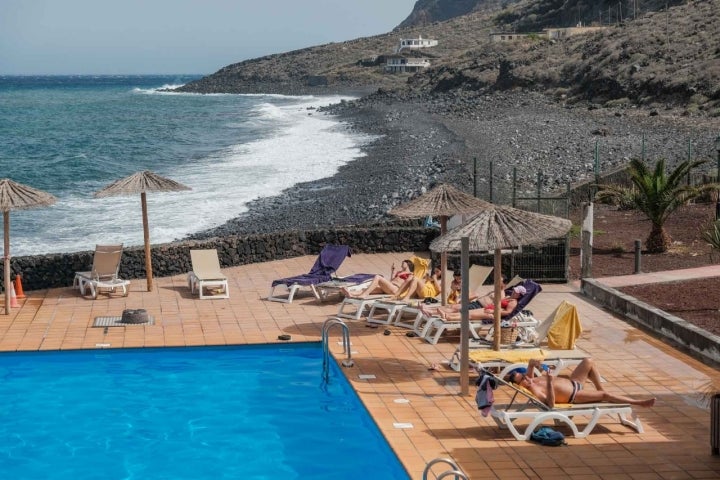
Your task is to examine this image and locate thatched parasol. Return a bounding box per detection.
[95,170,191,292]
[430,204,572,394]
[389,184,491,304]
[0,179,57,314]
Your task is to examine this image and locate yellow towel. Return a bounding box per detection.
[411,256,430,279]
[469,348,546,364]
[546,302,583,349]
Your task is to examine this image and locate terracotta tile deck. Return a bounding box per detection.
[2,251,720,479]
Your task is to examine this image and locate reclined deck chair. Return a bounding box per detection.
[313,272,376,304]
[336,292,390,321]
[365,255,432,325]
[73,244,130,299]
[187,249,229,299]
[421,278,542,345]
[484,369,644,440]
[401,264,494,335]
[449,300,585,372]
[267,245,353,304]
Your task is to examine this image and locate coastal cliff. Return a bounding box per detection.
[176,0,717,110]
[178,0,720,242]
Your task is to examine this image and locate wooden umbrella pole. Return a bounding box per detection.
[492,249,502,350]
[440,215,448,306]
[141,192,153,292]
[4,212,9,315]
[460,237,470,395]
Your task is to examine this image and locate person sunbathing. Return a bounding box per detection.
[424,275,509,316]
[391,266,442,301]
[505,358,656,408]
[341,259,414,299]
[430,284,526,321]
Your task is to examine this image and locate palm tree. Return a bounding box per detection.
[597,158,719,253]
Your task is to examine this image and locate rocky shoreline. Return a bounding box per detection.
[186,89,720,241]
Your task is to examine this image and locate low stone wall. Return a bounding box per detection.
[581,278,720,366]
[4,224,571,293]
[4,226,439,292]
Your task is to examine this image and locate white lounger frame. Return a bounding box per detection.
[492,402,644,440]
[487,370,643,440]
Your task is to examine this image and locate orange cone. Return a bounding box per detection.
[10,283,18,308]
[14,275,25,299]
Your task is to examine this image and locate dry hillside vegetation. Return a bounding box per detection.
[180,0,720,114]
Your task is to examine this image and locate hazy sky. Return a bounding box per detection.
[0,0,417,75]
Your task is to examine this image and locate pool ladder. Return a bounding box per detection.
[423,458,468,480]
[322,317,353,382]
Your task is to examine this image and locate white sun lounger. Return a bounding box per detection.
[187,249,229,299]
[74,244,130,299]
[487,370,644,440]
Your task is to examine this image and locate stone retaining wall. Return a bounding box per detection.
[3,226,440,292]
[3,224,571,293]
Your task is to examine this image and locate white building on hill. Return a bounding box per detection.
[383,35,438,73]
[384,55,432,73]
[395,35,439,53]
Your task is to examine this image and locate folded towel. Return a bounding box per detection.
[469,348,546,364]
[546,302,583,350]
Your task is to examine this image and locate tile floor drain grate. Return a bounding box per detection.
[93,316,155,327]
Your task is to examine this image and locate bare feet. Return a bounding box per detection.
[341,287,362,299]
[637,398,656,407]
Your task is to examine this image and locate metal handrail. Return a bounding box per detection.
[321,317,353,382]
[423,458,468,480]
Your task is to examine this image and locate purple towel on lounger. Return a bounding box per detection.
[271,245,352,287]
[503,279,542,319]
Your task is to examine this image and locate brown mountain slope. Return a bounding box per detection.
[177,0,720,114]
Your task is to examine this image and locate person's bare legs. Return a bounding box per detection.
[374,277,400,296]
[343,275,397,299]
[569,358,655,407]
[395,277,421,300]
[419,304,441,316]
[572,388,655,407]
[569,358,604,391]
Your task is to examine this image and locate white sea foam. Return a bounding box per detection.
[14,95,378,256]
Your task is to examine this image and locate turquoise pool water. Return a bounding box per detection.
[0,343,409,479]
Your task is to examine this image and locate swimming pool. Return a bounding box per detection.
[0,343,410,479]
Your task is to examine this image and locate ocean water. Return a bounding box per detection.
[0,75,376,257]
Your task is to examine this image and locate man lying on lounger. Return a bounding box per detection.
[505,358,656,408]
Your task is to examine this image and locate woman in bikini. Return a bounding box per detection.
[342,259,414,299]
[391,266,442,301]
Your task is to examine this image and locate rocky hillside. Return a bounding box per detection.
[176,0,720,114]
[493,0,686,32]
[397,0,687,31]
[395,0,510,28]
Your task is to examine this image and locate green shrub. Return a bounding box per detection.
[700,219,720,262]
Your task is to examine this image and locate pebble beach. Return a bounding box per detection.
[188,89,720,240]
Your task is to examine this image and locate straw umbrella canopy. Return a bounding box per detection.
[389,184,492,304]
[430,204,572,394]
[94,170,191,292]
[0,179,57,314]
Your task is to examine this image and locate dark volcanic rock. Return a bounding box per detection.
[186,88,719,242]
